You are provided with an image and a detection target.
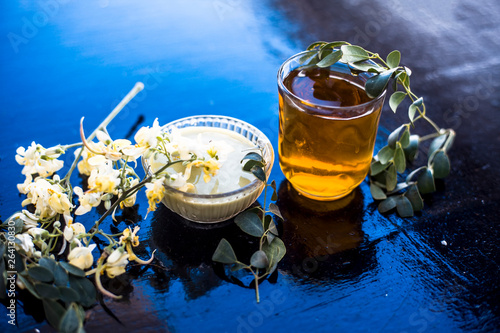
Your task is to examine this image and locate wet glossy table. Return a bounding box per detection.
[1,0,499,332]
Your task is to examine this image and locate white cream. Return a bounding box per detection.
[149,126,257,194]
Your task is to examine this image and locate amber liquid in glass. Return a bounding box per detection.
[279,67,383,200]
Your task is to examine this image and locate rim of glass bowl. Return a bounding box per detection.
[141,115,274,201]
[277,50,387,112]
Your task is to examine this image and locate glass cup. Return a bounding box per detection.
[278,51,386,201]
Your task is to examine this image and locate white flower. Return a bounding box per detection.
[67,244,96,270]
[63,222,87,242]
[105,248,129,278]
[15,142,64,179]
[73,186,103,215]
[21,178,73,223]
[134,118,163,149]
[145,177,166,212]
[87,161,121,194]
[120,178,140,208]
[27,227,49,239]
[15,234,35,256]
[75,143,106,176]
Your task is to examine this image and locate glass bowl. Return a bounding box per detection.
[142,115,274,223]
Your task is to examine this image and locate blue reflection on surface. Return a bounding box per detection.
[0,0,498,332]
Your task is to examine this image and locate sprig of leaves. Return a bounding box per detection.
[212,151,285,303]
[0,241,91,332]
[304,41,455,216]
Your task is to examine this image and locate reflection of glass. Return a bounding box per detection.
[277,180,376,280]
[149,205,261,299]
[278,52,386,200]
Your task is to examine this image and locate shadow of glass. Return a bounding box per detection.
[277,180,377,281]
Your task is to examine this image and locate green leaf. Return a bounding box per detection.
[317,41,349,50]
[14,251,25,273]
[306,41,327,50]
[386,164,397,192]
[250,250,269,269]
[35,283,61,299]
[39,257,57,272]
[28,265,54,283]
[17,274,40,299]
[408,97,423,122]
[394,146,406,173]
[388,125,406,149]
[370,161,388,176]
[417,168,436,194]
[377,146,395,165]
[429,134,447,157]
[396,196,414,217]
[378,196,397,213]
[399,129,410,148]
[307,54,321,66]
[212,238,238,264]
[14,217,23,234]
[340,45,370,63]
[318,47,332,60]
[370,183,387,200]
[269,203,283,220]
[54,264,69,287]
[349,61,382,72]
[396,71,410,88]
[241,152,263,163]
[297,51,316,65]
[250,166,266,182]
[403,135,419,161]
[262,238,286,274]
[59,262,86,278]
[432,150,451,179]
[59,304,81,333]
[235,211,264,237]
[405,166,426,184]
[365,68,397,98]
[270,181,278,201]
[230,263,247,272]
[405,184,424,211]
[58,287,80,303]
[68,276,95,308]
[387,50,401,68]
[43,298,65,330]
[267,232,275,244]
[317,50,343,68]
[243,159,265,172]
[389,91,406,113]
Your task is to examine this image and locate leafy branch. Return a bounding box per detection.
[212,151,285,303]
[303,41,455,217]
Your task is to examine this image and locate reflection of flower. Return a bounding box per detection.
[68,244,96,270]
[145,178,166,212]
[15,142,64,179]
[105,248,129,278]
[21,178,73,223]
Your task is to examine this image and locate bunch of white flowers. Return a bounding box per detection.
[3,82,230,313]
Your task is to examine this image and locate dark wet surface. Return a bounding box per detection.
[1,0,499,332]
